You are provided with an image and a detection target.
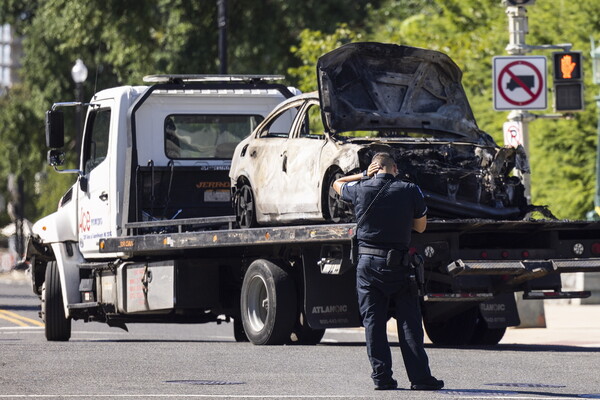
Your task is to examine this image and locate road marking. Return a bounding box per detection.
[0,309,44,327]
[0,395,368,398]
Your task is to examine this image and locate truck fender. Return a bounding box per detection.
[32,199,78,244]
[49,242,85,318]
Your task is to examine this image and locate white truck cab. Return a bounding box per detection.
[28,75,297,340]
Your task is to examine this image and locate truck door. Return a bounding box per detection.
[78,104,114,257]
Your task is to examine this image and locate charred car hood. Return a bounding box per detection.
[317,42,492,144]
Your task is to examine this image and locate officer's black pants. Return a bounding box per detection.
[356,254,433,386]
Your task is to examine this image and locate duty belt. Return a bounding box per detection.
[358,247,389,257]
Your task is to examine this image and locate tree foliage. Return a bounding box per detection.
[1,0,599,222]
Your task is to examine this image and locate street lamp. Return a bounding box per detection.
[589,39,600,220]
[71,59,88,156]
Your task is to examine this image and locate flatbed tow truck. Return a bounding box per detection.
[25,74,600,346]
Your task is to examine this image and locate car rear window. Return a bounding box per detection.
[165,114,263,159]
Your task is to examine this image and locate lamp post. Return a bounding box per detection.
[71,59,88,157]
[589,39,600,220]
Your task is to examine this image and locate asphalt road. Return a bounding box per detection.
[1,273,600,399]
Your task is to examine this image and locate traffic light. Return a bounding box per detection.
[553,51,584,112]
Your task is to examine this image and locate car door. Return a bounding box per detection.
[280,100,327,215]
[77,102,114,257]
[245,104,297,216]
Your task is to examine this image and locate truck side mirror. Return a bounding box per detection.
[47,149,65,167]
[79,176,88,193]
[45,110,65,148]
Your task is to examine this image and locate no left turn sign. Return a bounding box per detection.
[493,56,547,110]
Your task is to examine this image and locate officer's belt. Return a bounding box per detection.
[358,247,389,257]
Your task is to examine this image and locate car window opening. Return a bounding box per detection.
[164,114,263,159]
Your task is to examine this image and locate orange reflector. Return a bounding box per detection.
[213,235,218,242]
[265,232,271,240]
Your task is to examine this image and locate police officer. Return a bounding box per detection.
[332,152,443,391]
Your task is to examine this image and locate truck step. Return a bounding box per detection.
[551,258,600,273]
[424,293,495,302]
[523,291,591,300]
[77,262,113,270]
[67,302,99,310]
[447,259,526,276]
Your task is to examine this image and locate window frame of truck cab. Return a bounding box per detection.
[164,114,264,160]
[82,107,112,175]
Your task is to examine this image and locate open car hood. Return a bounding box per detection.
[317,42,492,144]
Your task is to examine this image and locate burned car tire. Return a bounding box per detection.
[323,169,353,223]
[241,259,297,345]
[235,184,257,228]
[42,261,71,341]
[423,306,478,346]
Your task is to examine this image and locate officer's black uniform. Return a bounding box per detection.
[342,172,436,389]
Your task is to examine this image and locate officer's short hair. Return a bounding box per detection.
[372,152,395,169]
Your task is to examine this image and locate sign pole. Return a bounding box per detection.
[505,4,533,202]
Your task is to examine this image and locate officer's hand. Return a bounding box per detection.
[367,162,381,177]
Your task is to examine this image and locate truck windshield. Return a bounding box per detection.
[164,114,263,159]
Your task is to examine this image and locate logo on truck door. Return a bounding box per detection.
[79,210,91,232]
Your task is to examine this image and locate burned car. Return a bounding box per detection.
[229,42,531,228]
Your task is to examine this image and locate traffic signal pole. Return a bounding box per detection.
[505,5,533,201]
[503,3,573,202]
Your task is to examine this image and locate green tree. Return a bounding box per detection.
[0,0,381,224]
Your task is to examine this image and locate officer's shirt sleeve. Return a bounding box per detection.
[413,184,427,218]
[341,181,358,204]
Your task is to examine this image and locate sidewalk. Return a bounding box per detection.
[499,303,600,347]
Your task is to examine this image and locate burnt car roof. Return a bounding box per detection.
[317,42,493,144]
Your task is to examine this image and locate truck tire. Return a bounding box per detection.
[42,261,71,341]
[291,311,326,345]
[233,318,249,342]
[469,311,507,345]
[423,306,478,346]
[241,259,296,345]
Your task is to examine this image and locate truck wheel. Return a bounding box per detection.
[423,306,478,346]
[469,311,507,345]
[42,261,71,341]
[323,169,353,223]
[233,318,249,342]
[241,259,296,345]
[235,184,257,228]
[291,311,326,345]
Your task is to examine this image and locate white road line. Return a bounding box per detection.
[0,327,43,330]
[0,395,367,399]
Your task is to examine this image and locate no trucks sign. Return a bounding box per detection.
[493,56,547,110]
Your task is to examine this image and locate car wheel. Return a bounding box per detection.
[240,259,297,345]
[236,184,257,228]
[324,170,353,223]
[42,261,71,341]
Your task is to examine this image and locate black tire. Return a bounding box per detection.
[323,169,353,223]
[291,311,326,345]
[469,311,507,345]
[240,259,297,345]
[42,261,71,341]
[423,306,478,346]
[233,318,249,342]
[235,184,257,228]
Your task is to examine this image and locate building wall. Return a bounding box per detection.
[0,24,22,94]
